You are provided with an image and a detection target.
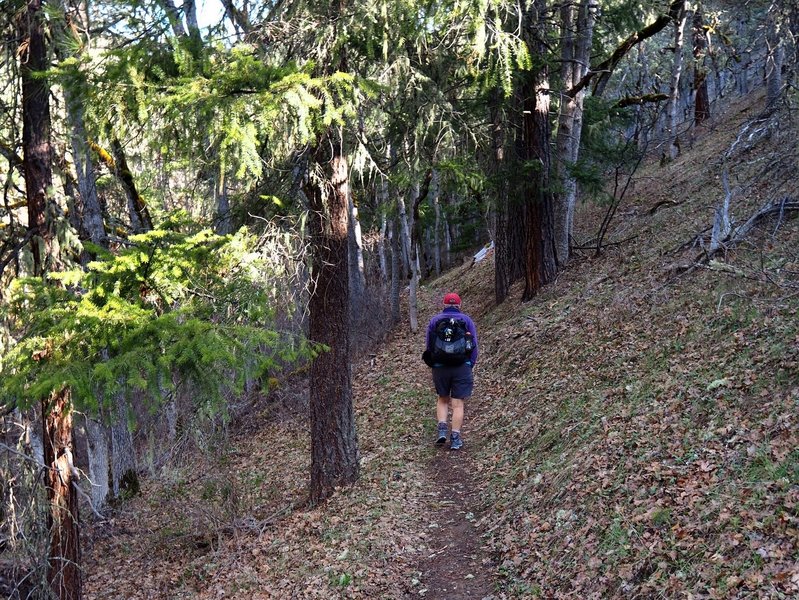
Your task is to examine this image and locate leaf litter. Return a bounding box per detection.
[84,91,798,598]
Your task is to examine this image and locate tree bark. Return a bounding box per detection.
[20,0,53,276]
[765,8,784,107]
[554,0,596,266]
[666,5,689,161]
[432,169,442,277]
[378,212,388,283]
[389,214,401,325]
[491,85,515,305]
[376,173,390,283]
[692,9,711,125]
[520,1,557,301]
[84,417,109,509]
[19,4,83,596]
[407,169,432,332]
[109,136,153,233]
[396,188,412,285]
[304,129,359,505]
[348,190,366,323]
[43,391,82,600]
[407,182,421,332]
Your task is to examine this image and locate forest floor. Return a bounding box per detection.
[80,89,799,599]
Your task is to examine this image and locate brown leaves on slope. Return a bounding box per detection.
[453,94,799,598]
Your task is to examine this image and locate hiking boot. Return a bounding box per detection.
[436,423,448,445]
[450,431,463,451]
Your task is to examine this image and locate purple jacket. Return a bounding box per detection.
[426,306,479,366]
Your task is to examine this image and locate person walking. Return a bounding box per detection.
[422,292,478,450]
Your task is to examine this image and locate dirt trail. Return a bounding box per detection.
[417,444,495,599]
[406,289,496,599]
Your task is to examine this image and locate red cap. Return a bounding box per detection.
[443,292,461,305]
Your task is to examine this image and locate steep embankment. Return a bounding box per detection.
[460,91,799,598]
[83,90,797,599]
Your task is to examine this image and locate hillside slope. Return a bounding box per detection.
[459,90,799,598]
[82,91,798,599]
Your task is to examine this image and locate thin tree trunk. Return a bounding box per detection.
[433,174,442,276]
[492,87,513,304]
[389,215,401,324]
[378,175,389,282]
[693,9,711,125]
[348,190,366,322]
[667,5,689,161]
[304,129,359,505]
[407,182,420,332]
[378,213,388,282]
[397,191,412,283]
[554,0,596,266]
[554,0,576,267]
[110,400,137,498]
[62,81,104,251]
[215,169,232,234]
[107,135,153,233]
[765,9,784,107]
[408,169,433,330]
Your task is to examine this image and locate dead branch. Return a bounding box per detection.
[568,0,685,99]
[726,197,799,246]
[648,199,683,214]
[0,226,39,278]
[615,93,669,109]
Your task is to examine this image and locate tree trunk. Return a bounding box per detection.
[396,190,412,284]
[432,173,442,276]
[84,417,110,509]
[389,215,401,325]
[765,9,784,107]
[692,9,711,125]
[19,3,82,596]
[667,5,689,161]
[304,130,359,505]
[110,398,137,499]
[215,169,232,234]
[43,392,82,600]
[348,190,366,323]
[407,182,420,332]
[378,214,388,282]
[20,0,53,276]
[554,0,596,267]
[377,176,389,283]
[520,1,557,301]
[108,136,153,233]
[492,87,513,304]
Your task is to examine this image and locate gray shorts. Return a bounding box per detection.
[432,363,474,399]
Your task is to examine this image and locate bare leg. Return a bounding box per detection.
[437,396,450,424]
[450,398,464,432]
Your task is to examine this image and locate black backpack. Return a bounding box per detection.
[431,317,473,366]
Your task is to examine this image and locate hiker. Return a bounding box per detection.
[422,292,478,451]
